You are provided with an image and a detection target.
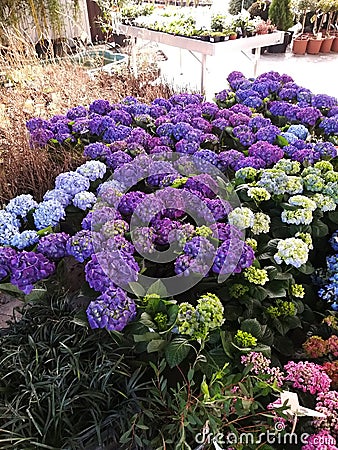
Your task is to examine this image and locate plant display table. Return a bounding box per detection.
[116,25,284,91]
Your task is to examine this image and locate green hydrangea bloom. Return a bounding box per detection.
[171,177,188,188]
[251,212,270,235]
[274,159,301,175]
[290,283,305,298]
[285,176,304,195]
[154,312,168,331]
[229,284,250,299]
[266,299,297,318]
[176,302,199,337]
[324,171,338,183]
[247,186,271,202]
[288,195,317,211]
[301,167,322,177]
[228,207,255,230]
[303,174,325,192]
[195,225,213,238]
[314,161,334,173]
[295,232,313,250]
[312,193,336,212]
[244,266,269,285]
[235,167,258,182]
[197,293,225,333]
[235,330,257,347]
[246,238,258,252]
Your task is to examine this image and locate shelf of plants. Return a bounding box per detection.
[117,24,284,90]
[1,70,338,448]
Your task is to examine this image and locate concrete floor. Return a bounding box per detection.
[155,43,338,100]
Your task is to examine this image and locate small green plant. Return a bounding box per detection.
[269,0,294,30]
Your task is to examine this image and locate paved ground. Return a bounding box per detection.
[155,42,338,100]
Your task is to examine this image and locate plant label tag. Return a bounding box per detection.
[279,391,326,418]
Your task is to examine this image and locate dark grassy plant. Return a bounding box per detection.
[0,293,152,449]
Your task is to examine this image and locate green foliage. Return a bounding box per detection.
[269,0,294,30]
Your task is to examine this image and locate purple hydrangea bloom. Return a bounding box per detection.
[234,156,266,170]
[212,239,254,275]
[212,118,230,131]
[175,139,199,155]
[86,206,122,231]
[149,145,173,154]
[319,116,338,135]
[89,99,111,115]
[33,200,65,230]
[190,117,213,133]
[233,125,256,147]
[29,128,54,147]
[85,253,112,292]
[193,149,219,171]
[6,194,38,219]
[296,106,322,126]
[279,87,298,101]
[218,150,245,171]
[83,143,110,160]
[248,115,272,131]
[86,286,136,331]
[185,174,218,199]
[172,122,193,141]
[149,105,168,119]
[201,102,219,118]
[236,89,261,102]
[183,235,216,258]
[109,109,133,125]
[314,142,337,158]
[103,125,131,143]
[205,198,231,221]
[210,223,243,241]
[126,128,152,148]
[328,106,338,117]
[0,247,16,280]
[248,141,284,166]
[118,191,146,216]
[229,104,252,116]
[67,105,87,120]
[55,171,90,196]
[26,117,50,133]
[37,232,70,260]
[88,115,115,136]
[9,251,55,294]
[105,150,132,170]
[311,94,337,109]
[131,226,156,255]
[229,113,251,127]
[152,97,172,111]
[66,230,94,263]
[255,125,281,144]
[151,218,180,245]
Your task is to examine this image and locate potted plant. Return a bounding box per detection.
[292,0,316,54]
[267,0,294,52]
[318,0,337,52]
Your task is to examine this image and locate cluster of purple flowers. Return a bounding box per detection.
[317,230,338,311]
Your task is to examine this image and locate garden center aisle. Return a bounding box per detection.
[156,43,338,100]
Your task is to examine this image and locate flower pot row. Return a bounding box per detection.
[292,33,338,55]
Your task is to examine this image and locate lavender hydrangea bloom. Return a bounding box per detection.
[85,253,113,292]
[76,160,107,181]
[212,239,254,275]
[66,230,94,263]
[11,230,39,250]
[73,191,97,210]
[86,286,136,331]
[210,223,243,242]
[296,106,322,126]
[234,157,266,170]
[280,132,298,144]
[83,143,110,160]
[185,174,218,199]
[55,172,90,196]
[37,232,70,260]
[9,251,55,294]
[311,94,337,109]
[328,106,338,117]
[229,113,251,127]
[218,150,245,171]
[43,189,72,208]
[0,247,16,280]
[314,142,338,158]
[6,194,38,218]
[33,200,65,230]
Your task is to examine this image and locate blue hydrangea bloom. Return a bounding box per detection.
[287,124,309,140]
[33,200,65,230]
[73,191,97,210]
[55,171,90,196]
[6,194,38,218]
[76,160,107,181]
[11,230,39,250]
[0,210,20,245]
[43,189,72,208]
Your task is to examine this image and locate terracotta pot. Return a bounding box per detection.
[229,34,237,40]
[306,37,323,54]
[292,36,308,55]
[332,35,338,52]
[320,36,334,53]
